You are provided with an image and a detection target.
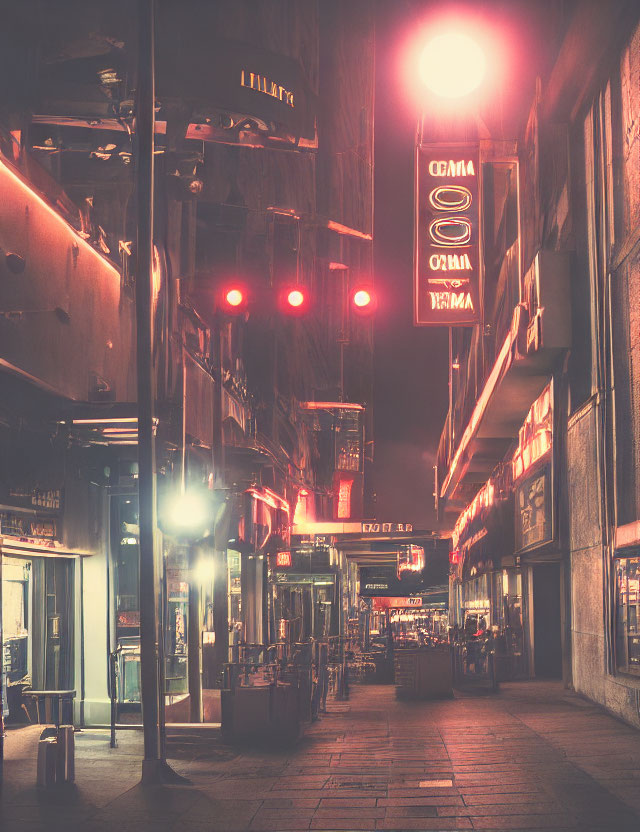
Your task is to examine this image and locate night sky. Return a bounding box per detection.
[373,0,449,531]
[371,0,555,531]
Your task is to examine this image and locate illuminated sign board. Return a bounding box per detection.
[337,476,354,519]
[414,144,480,326]
[515,464,552,551]
[372,596,423,610]
[240,70,295,107]
[397,544,425,579]
[512,382,553,482]
[276,550,292,567]
[361,522,413,534]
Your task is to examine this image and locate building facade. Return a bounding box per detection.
[1,0,374,727]
[436,0,640,726]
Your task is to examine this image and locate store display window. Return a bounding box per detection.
[615,556,640,674]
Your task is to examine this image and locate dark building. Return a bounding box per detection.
[434,0,640,726]
[0,0,374,726]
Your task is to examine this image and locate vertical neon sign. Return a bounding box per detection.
[414,144,480,326]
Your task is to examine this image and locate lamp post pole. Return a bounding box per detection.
[135,0,165,782]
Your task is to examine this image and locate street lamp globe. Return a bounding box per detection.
[419,32,486,98]
[165,491,211,538]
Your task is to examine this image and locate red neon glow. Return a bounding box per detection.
[337,477,354,519]
[400,9,509,119]
[419,33,486,99]
[372,596,423,610]
[0,157,120,280]
[276,550,292,567]
[442,324,513,499]
[245,487,290,515]
[429,185,472,211]
[449,549,460,565]
[300,402,364,411]
[512,383,553,481]
[397,544,425,579]
[452,478,495,549]
[428,217,472,246]
[225,288,244,307]
[287,289,304,307]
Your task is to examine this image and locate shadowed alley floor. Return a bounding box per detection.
[3,681,640,831]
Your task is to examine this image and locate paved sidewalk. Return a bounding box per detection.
[2,681,640,831]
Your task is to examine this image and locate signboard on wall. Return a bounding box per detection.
[414,144,480,326]
[372,596,423,610]
[515,463,552,551]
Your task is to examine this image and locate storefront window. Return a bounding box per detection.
[2,554,74,714]
[2,557,31,684]
[462,574,490,634]
[110,495,140,702]
[616,556,640,674]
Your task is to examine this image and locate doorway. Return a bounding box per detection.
[532,562,562,678]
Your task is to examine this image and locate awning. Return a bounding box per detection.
[1,536,93,558]
[441,252,569,504]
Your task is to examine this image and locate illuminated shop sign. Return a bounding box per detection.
[512,382,553,481]
[372,596,423,610]
[515,464,552,551]
[512,383,554,552]
[240,70,295,107]
[414,144,480,326]
[337,476,354,519]
[361,522,413,533]
[397,544,425,579]
[276,550,292,567]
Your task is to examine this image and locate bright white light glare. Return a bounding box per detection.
[419,33,486,98]
[166,492,210,534]
[195,557,215,585]
[226,288,244,307]
[353,289,372,308]
[287,289,304,307]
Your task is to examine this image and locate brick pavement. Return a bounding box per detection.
[2,680,640,831]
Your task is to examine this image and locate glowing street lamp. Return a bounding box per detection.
[160,488,215,541]
[419,32,486,99]
[287,288,305,308]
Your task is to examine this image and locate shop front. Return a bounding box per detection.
[371,595,448,648]
[450,468,523,680]
[270,538,340,645]
[512,381,564,680]
[2,539,78,724]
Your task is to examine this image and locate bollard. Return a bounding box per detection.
[37,737,57,787]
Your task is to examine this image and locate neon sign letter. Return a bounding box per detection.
[428,217,472,247]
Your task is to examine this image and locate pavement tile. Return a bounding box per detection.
[468,817,576,829]
[319,798,379,807]
[314,808,386,818]
[4,681,640,832]
[378,797,465,807]
[310,820,376,830]
[261,798,321,808]
[375,818,472,829]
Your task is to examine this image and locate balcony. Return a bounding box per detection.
[0,140,135,403]
[438,250,570,510]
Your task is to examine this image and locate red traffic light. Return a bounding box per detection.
[226,288,244,307]
[287,289,305,308]
[280,286,309,315]
[220,285,247,314]
[351,286,376,314]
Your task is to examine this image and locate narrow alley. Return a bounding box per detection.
[3,681,640,832]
